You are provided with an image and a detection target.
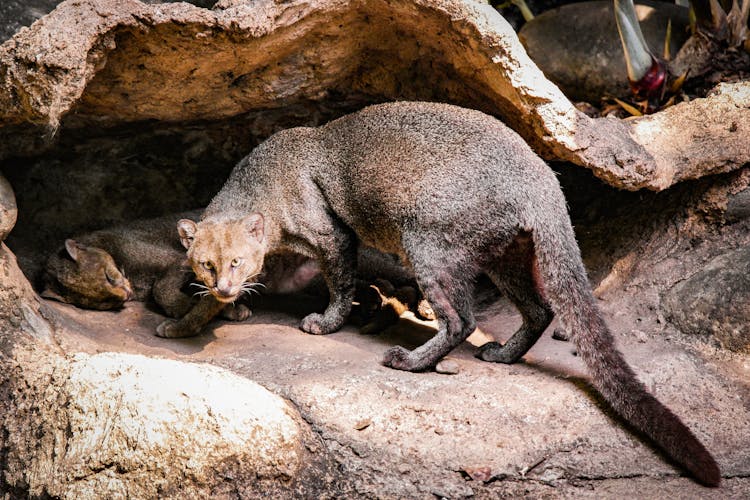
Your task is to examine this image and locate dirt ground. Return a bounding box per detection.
[46,287,750,498]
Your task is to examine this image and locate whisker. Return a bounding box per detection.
[239,282,263,297]
[242,281,265,290]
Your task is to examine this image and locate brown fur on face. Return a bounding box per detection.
[177,214,265,304]
[43,239,134,310]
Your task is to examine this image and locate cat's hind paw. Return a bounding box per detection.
[382,346,434,372]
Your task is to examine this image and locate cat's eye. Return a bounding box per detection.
[202,261,214,271]
[105,269,119,286]
[231,258,242,268]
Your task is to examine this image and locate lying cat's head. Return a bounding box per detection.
[177,214,266,304]
[43,239,134,310]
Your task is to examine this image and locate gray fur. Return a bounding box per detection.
[43,211,202,314]
[188,101,719,485]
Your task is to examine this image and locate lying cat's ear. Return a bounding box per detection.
[177,219,197,249]
[64,239,81,261]
[40,286,69,303]
[243,213,264,242]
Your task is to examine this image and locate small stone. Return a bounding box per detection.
[461,466,493,482]
[354,418,372,431]
[435,358,460,375]
[551,327,570,342]
[0,174,17,241]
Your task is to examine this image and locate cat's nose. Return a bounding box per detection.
[215,278,234,298]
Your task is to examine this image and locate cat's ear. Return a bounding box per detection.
[64,239,81,261]
[243,213,264,242]
[177,219,197,249]
[40,286,68,303]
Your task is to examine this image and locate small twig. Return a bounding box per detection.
[520,455,548,477]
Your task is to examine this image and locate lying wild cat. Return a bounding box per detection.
[42,212,429,331]
[42,211,202,314]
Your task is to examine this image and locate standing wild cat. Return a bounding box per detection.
[174,101,719,485]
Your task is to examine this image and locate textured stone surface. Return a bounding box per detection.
[2,350,336,498]
[629,82,750,189]
[663,247,750,353]
[519,1,690,102]
[0,217,337,497]
[0,173,16,241]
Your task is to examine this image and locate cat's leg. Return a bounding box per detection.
[152,261,196,318]
[476,234,553,363]
[382,268,475,371]
[299,224,357,335]
[381,236,476,372]
[220,303,252,321]
[156,294,226,338]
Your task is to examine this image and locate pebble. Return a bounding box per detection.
[435,359,460,375]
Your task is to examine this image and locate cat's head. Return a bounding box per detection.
[177,214,266,304]
[43,239,134,310]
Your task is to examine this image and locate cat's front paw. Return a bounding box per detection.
[222,304,252,322]
[382,346,433,372]
[156,319,197,339]
[300,313,338,335]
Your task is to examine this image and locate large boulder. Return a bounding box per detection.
[663,247,750,353]
[519,1,690,102]
[2,349,337,498]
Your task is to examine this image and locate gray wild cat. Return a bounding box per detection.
[174,101,719,486]
[42,211,203,315]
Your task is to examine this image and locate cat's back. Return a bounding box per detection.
[310,102,553,233]
[318,102,552,195]
[82,210,199,268]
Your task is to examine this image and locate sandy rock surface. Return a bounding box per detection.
[39,291,750,498]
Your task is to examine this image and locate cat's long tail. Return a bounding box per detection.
[530,213,720,487]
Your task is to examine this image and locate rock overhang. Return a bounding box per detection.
[0,0,748,191]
